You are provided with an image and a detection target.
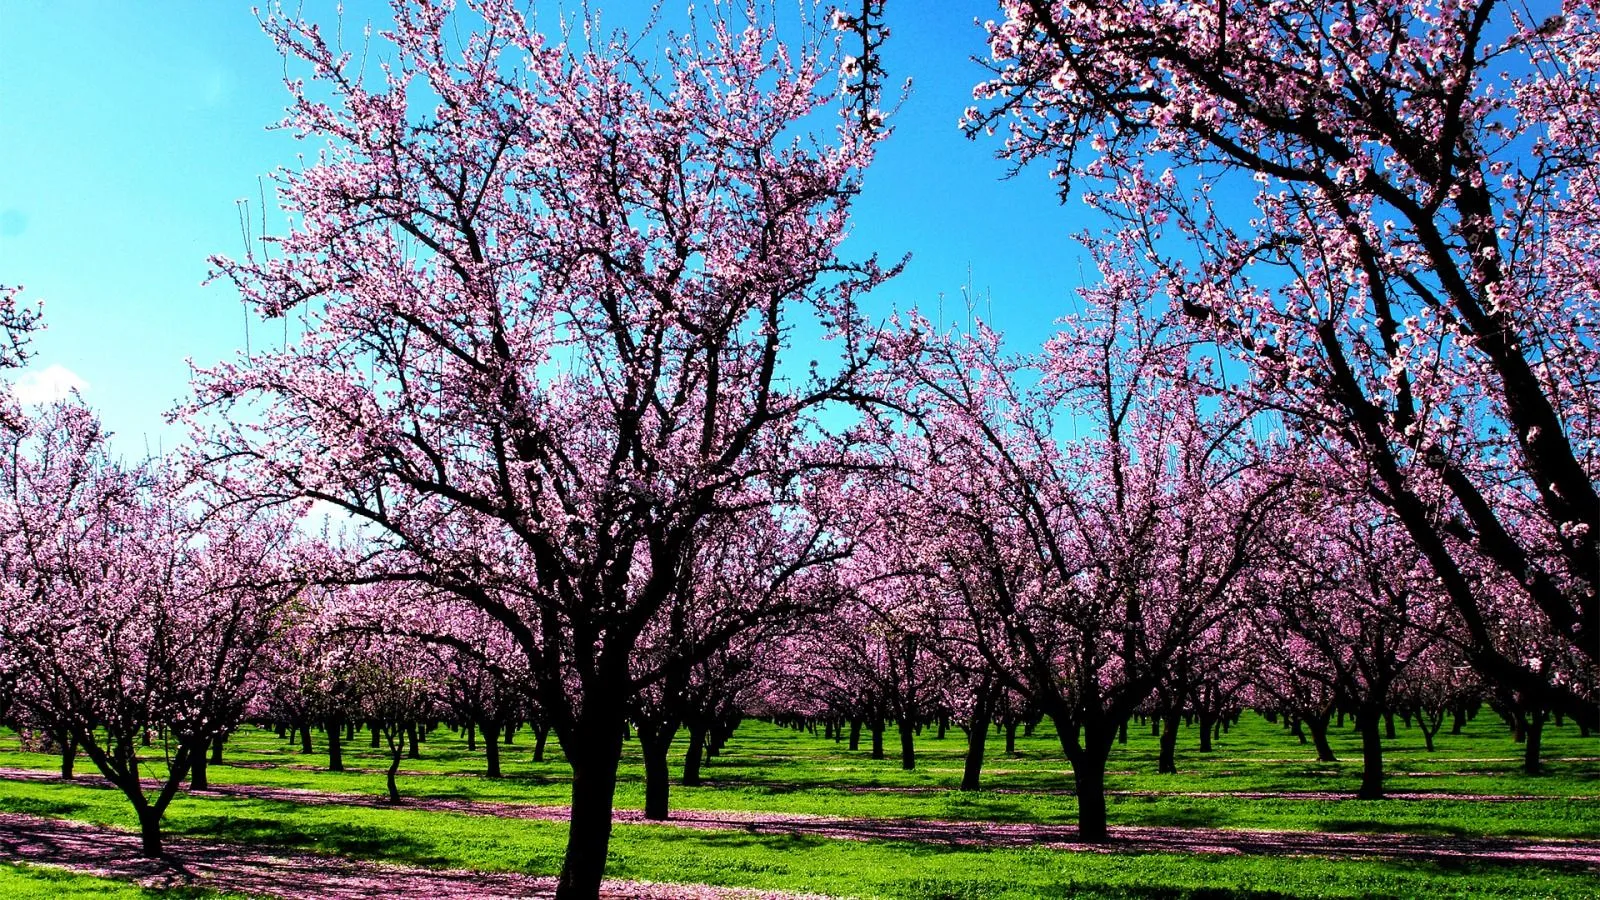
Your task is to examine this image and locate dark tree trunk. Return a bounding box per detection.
[1306,710,1337,763]
[1384,709,1397,739]
[534,723,550,762]
[637,719,676,820]
[59,734,77,780]
[484,721,502,779]
[555,729,624,900]
[327,717,344,772]
[1005,720,1018,755]
[961,682,995,791]
[847,719,861,751]
[211,733,225,764]
[683,724,708,787]
[299,722,313,754]
[1451,706,1468,735]
[370,721,381,748]
[138,806,163,858]
[1197,712,1215,752]
[466,721,476,751]
[387,745,402,803]
[1356,705,1385,799]
[189,749,208,790]
[896,717,916,771]
[1117,720,1128,744]
[1056,719,1113,843]
[407,722,421,759]
[1524,709,1547,775]
[1158,709,1181,774]
[870,721,885,760]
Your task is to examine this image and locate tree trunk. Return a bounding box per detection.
[641,731,672,820]
[534,723,550,762]
[466,720,477,751]
[1524,709,1547,775]
[1057,721,1112,843]
[870,721,885,760]
[211,733,225,764]
[896,717,915,771]
[1384,709,1397,739]
[1306,710,1337,763]
[1356,705,1385,799]
[407,722,421,759]
[385,729,403,804]
[137,806,163,858]
[299,722,313,754]
[59,734,77,780]
[484,721,502,779]
[683,724,708,787]
[1197,712,1215,752]
[847,719,861,751]
[1158,709,1181,774]
[189,748,209,790]
[370,721,382,748]
[1004,720,1018,755]
[555,733,624,900]
[1451,705,1468,735]
[327,717,344,772]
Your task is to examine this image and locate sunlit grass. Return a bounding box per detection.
[1,711,1596,898]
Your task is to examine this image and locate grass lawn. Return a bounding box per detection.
[0,861,227,899]
[0,712,1596,898]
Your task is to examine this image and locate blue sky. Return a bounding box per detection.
[0,1,1095,455]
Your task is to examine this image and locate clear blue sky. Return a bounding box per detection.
[0,0,1095,455]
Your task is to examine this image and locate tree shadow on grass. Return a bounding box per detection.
[1315,819,1473,838]
[173,812,449,869]
[0,796,95,820]
[1120,807,1226,829]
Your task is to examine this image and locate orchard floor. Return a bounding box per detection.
[0,714,1597,898]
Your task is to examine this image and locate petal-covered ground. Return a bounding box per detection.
[0,811,827,900]
[5,767,1598,873]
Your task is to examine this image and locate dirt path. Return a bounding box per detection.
[3,766,1598,871]
[0,811,825,899]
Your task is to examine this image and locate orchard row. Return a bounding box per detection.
[0,2,1595,898]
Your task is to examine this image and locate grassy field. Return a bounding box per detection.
[1,712,1596,898]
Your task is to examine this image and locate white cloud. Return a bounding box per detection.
[12,364,88,405]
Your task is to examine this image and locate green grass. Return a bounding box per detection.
[0,861,230,898]
[0,775,1594,899]
[1,712,1596,898]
